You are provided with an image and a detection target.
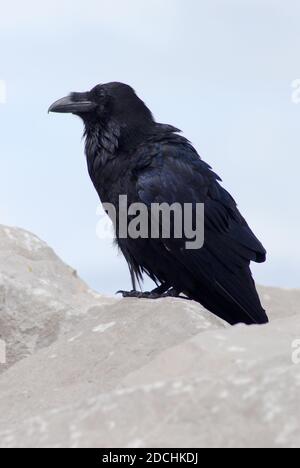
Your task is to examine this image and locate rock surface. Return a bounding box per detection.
[0,225,299,448]
[0,225,112,372]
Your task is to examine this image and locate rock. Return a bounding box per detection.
[0,225,113,372]
[0,225,299,448]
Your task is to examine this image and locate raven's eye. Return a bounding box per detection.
[96,87,106,100]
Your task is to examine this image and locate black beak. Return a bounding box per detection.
[48,94,97,114]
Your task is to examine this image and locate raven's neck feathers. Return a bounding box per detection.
[84,120,121,177]
[84,120,182,180]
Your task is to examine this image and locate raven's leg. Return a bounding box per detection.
[116,284,183,299]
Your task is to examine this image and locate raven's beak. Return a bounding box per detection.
[48,95,97,114]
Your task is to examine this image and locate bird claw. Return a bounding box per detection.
[116,288,184,300]
[116,290,155,299]
[116,290,144,298]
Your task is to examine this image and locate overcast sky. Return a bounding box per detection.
[0,0,299,293]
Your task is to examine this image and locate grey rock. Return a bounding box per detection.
[0,225,113,371]
[0,225,299,448]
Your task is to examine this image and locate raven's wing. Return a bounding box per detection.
[134,139,268,325]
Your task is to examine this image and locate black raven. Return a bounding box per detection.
[49,82,268,325]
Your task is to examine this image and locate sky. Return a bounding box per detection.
[0,0,300,294]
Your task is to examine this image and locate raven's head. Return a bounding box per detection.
[49,82,154,133]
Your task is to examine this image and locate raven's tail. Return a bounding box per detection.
[193,267,268,326]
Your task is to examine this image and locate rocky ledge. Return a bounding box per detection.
[0,225,299,448]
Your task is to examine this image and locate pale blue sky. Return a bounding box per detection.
[0,0,299,293]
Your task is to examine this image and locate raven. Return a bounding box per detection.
[49,82,268,325]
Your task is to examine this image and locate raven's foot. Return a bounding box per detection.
[116,286,182,300]
[116,290,162,299]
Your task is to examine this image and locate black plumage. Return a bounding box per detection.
[49,82,268,325]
